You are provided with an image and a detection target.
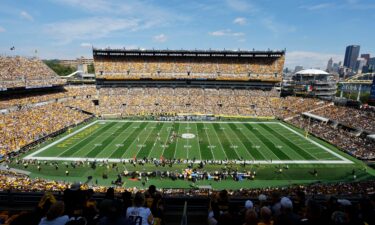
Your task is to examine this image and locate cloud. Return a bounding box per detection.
[153,34,167,43]
[226,0,257,12]
[80,42,92,48]
[20,11,34,21]
[45,17,140,44]
[344,0,375,9]
[51,0,188,25]
[52,0,111,12]
[233,17,247,25]
[209,29,244,37]
[0,26,5,32]
[300,3,335,11]
[262,17,296,36]
[285,51,343,69]
[301,3,333,10]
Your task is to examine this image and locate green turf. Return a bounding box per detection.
[13,119,375,189]
[29,120,344,162]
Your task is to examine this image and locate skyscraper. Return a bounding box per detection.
[326,58,333,72]
[355,58,367,73]
[344,45,360,70]
[294,66,303,73]
[360,54,370,65]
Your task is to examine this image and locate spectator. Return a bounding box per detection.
[258,207,273,225]
[126,192,154,225]
[244,209,258,225]
[97,200,133,225]
[38,201,69,225]
[63,183,87,217]
[274,197,300,225]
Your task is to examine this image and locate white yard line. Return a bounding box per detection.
[159,124,175,159]
[147,123,166,158]
[210,124,230,160]
[23,156,353,164]
[100,120,279,124]
[24,120,99,159]
[233,123,267,160]
[126,123,154,158]
[202,124,216,161]
[278,123,353,163]
[24,120,354,165]
[193,124,203,160]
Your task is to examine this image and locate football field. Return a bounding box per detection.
[25,120,352,164]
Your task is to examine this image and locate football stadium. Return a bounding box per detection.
[1,2,375,224]
[1,47,375,224]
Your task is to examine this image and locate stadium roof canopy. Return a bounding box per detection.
[93,48,285,59]
[302,112,329,122]
[296,69,329,75]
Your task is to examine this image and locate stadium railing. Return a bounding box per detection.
[180,201,187,225]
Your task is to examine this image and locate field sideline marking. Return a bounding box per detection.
[278,123,353,163]
[24,120,99,160]
[24,120,353,164]
[99,120,279,124]
[21,156,353,164]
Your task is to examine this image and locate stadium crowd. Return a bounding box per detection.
[289,116,375,160]
[0,56,65,89]
[94,57,284,81]
[0,85,97,110]
[0,103,92,156]
[312,105,375,133]
[97,87,325,118]
[0,169,374,225]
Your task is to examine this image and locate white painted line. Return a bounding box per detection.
[24,120,99,159]
[99,120,279,124]
[23,120,354,165]
[278,123,353,163]
[23,156,354,164]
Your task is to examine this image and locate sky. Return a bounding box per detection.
[0,0,374,69]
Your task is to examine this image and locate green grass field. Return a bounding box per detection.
[14,119,374,189]
[25,120,350,164]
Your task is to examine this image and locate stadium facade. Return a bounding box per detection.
[93,48,285,89]
[288,69,337,99]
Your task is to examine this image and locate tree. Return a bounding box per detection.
[44,60,76,76]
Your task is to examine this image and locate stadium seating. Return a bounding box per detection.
[0,85,97,109]
[312,105,375,133]
[0,170,374,225]
[0,56,66,89]
[3,85,374,161]
[289,116,375,160]
[0,103,92,156]
[94,57,284,82]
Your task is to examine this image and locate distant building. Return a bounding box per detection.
[326,58,333,72]
[361,54,370,64]
[368,57,375,71]
[344,45,360,70]
[355,58,367,73]
[332,63,340,74]
[59,57,94,68]
[291,69,337,99]
[294,66,303,73]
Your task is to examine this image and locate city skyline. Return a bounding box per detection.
[0,0,374,69]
